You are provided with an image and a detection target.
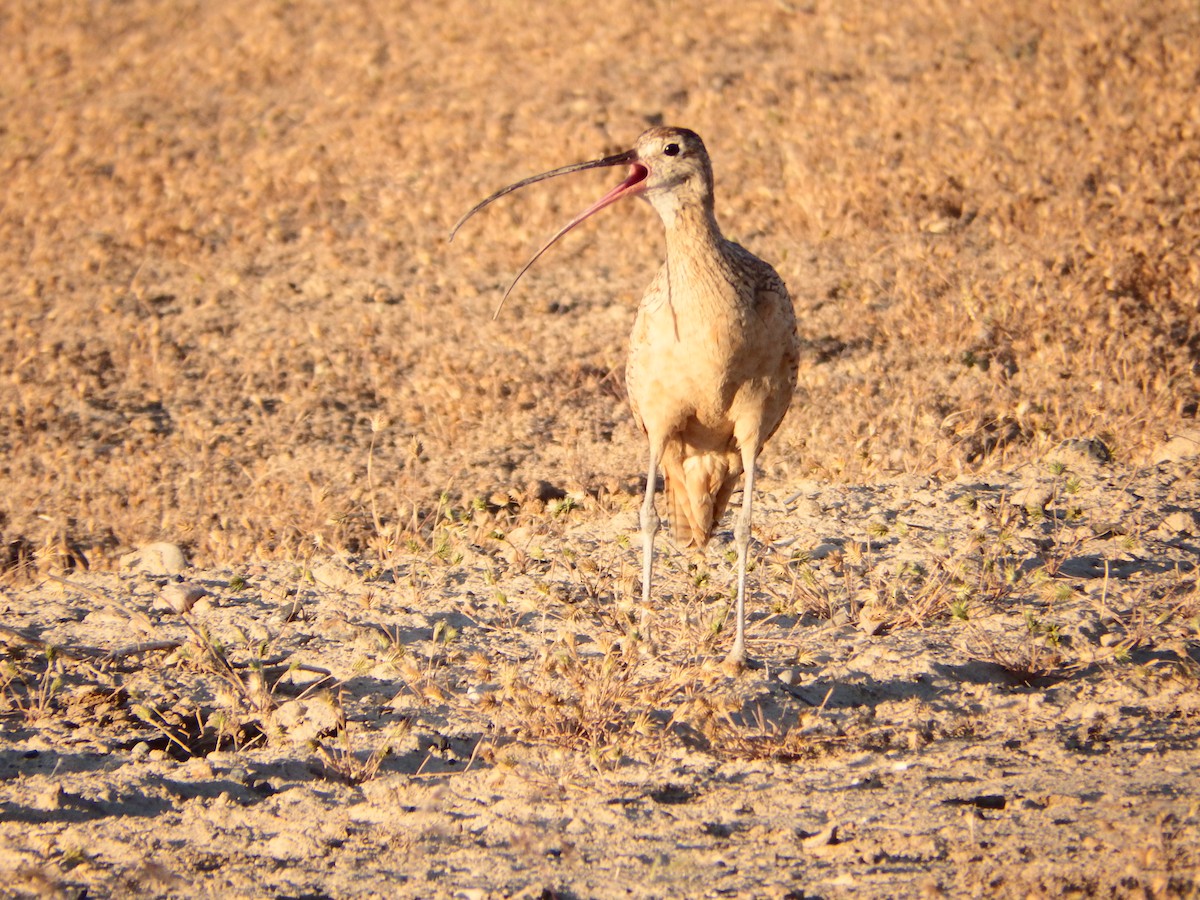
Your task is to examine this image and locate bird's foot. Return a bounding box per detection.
[721,647,760,675]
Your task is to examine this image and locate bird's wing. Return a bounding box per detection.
[624,263,672,435]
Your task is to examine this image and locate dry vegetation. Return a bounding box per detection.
[1,0,1196,570]
[2,0,1200,897]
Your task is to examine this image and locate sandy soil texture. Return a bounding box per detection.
[3,456,1199,898]
[2,0,1199,897]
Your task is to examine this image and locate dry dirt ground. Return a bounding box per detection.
[2,0,1200,897]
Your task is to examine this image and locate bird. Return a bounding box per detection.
[451,126,799,668]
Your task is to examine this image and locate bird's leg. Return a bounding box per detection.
[638,445,661,647]
[725,448,758,670]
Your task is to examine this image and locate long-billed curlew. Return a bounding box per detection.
[451,126,799,668]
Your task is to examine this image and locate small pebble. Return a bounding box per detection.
[159,583,207,614]
[1159,509,1198,536]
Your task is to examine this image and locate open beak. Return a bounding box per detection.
[450,148,648,319]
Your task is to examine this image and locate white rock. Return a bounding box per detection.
[158,582,207,614]
[793,496,824,518]
[1159,510,1199,536]
[263,831,319,861]
[1014,483,1054,512]
[776,667,799,686]
[311,558,360,591]
[273,695,345,744]
[120,542,187,575]
[857,611,888,636]
[1152,428,1200,464]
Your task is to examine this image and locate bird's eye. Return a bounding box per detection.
[663,143,680,157]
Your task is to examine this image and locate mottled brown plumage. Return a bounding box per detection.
[451,126,799,667]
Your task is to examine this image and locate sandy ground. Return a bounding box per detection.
[2,0,1200,897]
[3,447,1199,898]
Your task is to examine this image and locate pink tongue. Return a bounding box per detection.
[548,163,649,240]
[492,164,649,318]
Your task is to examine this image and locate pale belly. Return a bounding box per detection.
[626,300,792,451]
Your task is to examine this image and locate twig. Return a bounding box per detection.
[109,640,185,660]
[1,624,183,664]
[41,573,111,604]
[0,623,110,661]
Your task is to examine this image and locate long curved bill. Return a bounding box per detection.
[449,149,648,319]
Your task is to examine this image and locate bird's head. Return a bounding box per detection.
[631,126,714,222]
[450,126,714,317]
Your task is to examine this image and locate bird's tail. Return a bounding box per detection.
[662,449,741,548]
